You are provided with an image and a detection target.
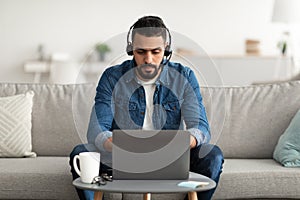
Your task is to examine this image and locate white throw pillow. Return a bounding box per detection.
[0,91,36,157]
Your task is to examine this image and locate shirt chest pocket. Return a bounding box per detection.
[161,99,183,124]
[114,98,139,123]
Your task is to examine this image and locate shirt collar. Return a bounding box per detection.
[123,60,136,83]
[156,63,170,86]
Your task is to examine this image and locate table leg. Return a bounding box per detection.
[143,193,151,200]
[188,191,198,200]
[94,191,103,200]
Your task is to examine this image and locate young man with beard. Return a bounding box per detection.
[70,16,223,200]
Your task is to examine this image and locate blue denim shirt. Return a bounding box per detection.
[87,59,210,152]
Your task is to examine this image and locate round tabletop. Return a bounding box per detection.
[73,172,216,194]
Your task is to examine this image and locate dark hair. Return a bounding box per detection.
[131,16,167,41]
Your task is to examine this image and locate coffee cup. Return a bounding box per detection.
[73,152,100,183]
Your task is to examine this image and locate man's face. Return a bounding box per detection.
[132,33,165,80]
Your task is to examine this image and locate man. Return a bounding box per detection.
[70,16,223,200]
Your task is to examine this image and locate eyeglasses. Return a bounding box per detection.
[91,173,113,186]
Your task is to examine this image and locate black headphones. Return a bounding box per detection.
[126,18,172,57]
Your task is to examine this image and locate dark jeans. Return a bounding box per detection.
[184,143,224,200]
[69,143,223,200]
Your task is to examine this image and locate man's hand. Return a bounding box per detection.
[190,135,197,148]
[103,137,113,152]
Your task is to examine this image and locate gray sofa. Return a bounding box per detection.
[1,81,300,200]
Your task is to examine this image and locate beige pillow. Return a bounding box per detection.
[0,91,36,157]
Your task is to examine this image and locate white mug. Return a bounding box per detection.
[73,152,101,183]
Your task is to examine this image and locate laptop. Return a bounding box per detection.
[112,130,190,180]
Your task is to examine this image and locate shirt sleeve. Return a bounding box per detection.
[182,69,211,146]
[87,71,114,152]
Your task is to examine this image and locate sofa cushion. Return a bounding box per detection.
[273,108,300,167]
[213,159,300,199]
[0,83,96,156]
[0,157,79,200]
[0,91,36,157]
[1,81,300,158]
[200,81,300,158]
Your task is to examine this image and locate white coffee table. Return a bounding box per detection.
[73,172,216,200]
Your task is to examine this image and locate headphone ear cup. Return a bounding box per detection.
[126,43,133,56]
[164,45,172,56]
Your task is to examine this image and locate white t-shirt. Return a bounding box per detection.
[137,78,157,130]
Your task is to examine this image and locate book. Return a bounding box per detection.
[177,181,209,189]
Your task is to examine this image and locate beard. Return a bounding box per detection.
[136,63,162,80]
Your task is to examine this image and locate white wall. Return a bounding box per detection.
[0,0,298,83]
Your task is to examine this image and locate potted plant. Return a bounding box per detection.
[95,43,111,61]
